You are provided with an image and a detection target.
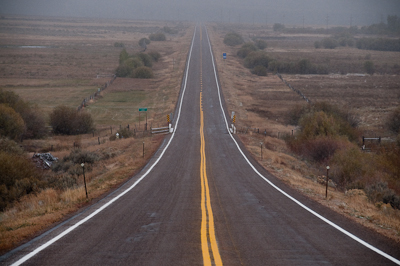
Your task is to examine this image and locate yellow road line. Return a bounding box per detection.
[200,90,223,266]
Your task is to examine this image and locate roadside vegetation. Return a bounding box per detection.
[284,102,400,210]
[115,48,159,78]
[0,17,191,253]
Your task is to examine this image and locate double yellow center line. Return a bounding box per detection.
[199,26,223,266]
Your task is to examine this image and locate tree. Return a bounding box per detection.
[364,60,375,75]
[0,104,25,140]
[50,105,94,135]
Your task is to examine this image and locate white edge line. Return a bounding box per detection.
[204,25,400,265]
[11,25,198,266]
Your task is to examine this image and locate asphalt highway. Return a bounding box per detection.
[2,24,400,266]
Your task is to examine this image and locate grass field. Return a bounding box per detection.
[0,15,193,253]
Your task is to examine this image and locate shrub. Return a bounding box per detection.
[273,23,285,31]
[223,32,244,46]
[163,26,178,34]
[244,51,271,69]
[117,127,134,138]
[114,42,124,48]
[237,42,257,58]
[0,151,44,211]
[321,38,338,49]
[0,89,46,139]
[0,138,24,155]
[50,105,94,135]
[251,65,267,76]
[330,147,367,188]
[314,41,321,49]
[116,63,134,77]
[119,48,129,64]
[148,51,161,62]
[365,182,400,209]
[254,39,267,50]
[136,53,153,67]
[138,38,150,48]
[364,60,375,75]
[386,106,400,134]
[132,66,154,79]
[0,104,25,140]
[149,32,166,41]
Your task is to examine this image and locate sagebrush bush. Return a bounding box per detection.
[50,105,94,135]
[148,51,161,62]
[254,39,267,50]
[386,106,400,134]
[223,32,244,46]
[244,51,271,69]
[149,32,166,41]
[0,151,44,211]
[0,138,24,155]
[132,66,154,79]
[117,127,135,138]
[237,42,257,58]
[365,182,400,209]
[251,65,267,76]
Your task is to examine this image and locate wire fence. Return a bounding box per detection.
[77,75,117,111]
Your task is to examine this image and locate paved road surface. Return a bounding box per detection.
[2,24,400,266]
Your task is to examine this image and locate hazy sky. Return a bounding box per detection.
[1,0,399,26]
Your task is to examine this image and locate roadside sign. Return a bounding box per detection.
[139,108,147,112]
[223,53,227,59]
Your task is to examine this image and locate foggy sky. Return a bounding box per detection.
[1,0,400,26]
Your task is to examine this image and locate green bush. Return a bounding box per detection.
[148,51,161,62]
[254,39,267,50]
[314,41,321,49]
[364,60,375,75]
[136,53,153,67]
[386,106,400,134]
[138,38,150,48]
[251,65,267,76]
[223,32,244,46]
[0,104,25,140]
[244,51,271,69]
[50,105,94,135]
[356,38,400,52]
[132,66,154,79]
[149,32,166,41]
[116,63,134,77]
[237,42,257,58]
[119,48,129,64]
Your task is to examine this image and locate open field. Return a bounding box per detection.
[0,16,193,252]
[208,22,400,242]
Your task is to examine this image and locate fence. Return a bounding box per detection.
[276,73,311,104]
[77,75,116,111]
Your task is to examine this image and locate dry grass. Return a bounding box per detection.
[207,22,400,242]
[0,16,194,253]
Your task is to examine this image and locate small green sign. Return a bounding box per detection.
[138,108,147,112]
